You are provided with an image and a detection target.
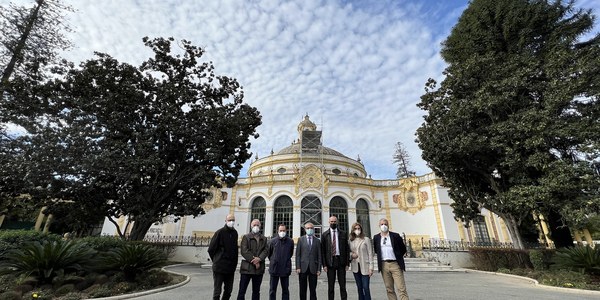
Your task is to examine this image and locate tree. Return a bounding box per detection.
[9,37,262,240]
[392,142,416,178]
[416,0,600,249]
[0,0,72,89]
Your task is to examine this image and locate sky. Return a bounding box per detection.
[5,0,600,179]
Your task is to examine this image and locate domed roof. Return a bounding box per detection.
[276,143,347,157]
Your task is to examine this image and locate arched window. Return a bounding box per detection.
[301,195,322,237]
[329,196,348,233]
[273,195,293,238]
[356,198,371,238]
[250,197,266,231]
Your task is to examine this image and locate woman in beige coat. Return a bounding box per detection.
[349,222,374,300]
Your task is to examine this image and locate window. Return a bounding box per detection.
[250,197,266,231]
[277,167,286,174]
[273,196,294,238]
[356,198,371,238]
[332,168,341,175]
[301,195,322,237]
[473,215,491,245]
[329,196,348,233]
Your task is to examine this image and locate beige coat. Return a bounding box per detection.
[349,237,374,275]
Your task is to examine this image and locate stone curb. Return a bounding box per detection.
[458,268,600,296]
[85,264,191,300]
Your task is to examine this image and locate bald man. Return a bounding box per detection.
[208,214,239,300]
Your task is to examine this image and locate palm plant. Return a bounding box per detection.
[552,246,600,275]
[0,240,96,284]
[102,243,166,281]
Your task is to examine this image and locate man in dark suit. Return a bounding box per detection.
[373,218,409,300]
[321,215,350,300]
[296,222,322,300]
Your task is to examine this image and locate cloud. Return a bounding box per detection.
[5,0,598,179]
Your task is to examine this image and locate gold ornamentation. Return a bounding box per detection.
[201,187,224,212]
[392,178,426,214]
[298,165,322,190]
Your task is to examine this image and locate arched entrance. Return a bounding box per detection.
[273,195,293,238]
[329,196,348,233]
[301,195,322,237]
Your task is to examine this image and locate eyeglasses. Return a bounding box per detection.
[383,237,388,245]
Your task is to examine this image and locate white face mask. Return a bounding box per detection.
[252,226,260,234]
[278,231,286,238]
[380,225,389,232]
[306,228,314,236]
[354,230,361,236]
[227,221,235,228]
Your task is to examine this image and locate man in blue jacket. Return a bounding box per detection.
[268,224,294,300]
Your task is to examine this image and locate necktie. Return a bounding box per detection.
[308,236,312,248]
[332,230,337,255]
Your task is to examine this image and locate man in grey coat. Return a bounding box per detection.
[296,222,322,300]
[237,219,268,300]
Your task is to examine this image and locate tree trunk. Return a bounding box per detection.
[1,0,44,87]
[128,218,154,241]
[503,214,525,250]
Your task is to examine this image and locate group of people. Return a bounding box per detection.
[207,214,410,300]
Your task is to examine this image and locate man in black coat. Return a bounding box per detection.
[321,215,350,300]
[208,214,239,300]
[373,218,408,300]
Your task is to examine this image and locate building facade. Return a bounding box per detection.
[101,115,513,245]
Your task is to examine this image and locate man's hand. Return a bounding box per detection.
[296,269,301,274]
[317,271,321,276]
[250,257,260,264]
[368,270,373,277]
[323,266,328,273]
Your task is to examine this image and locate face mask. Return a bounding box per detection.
[354,230,361,236]
[227,221,235,228]
[306,229,314,236]
[278,231,286,238]
[252,226,260,234]
[330,223,338,230]
[380,225,389,232]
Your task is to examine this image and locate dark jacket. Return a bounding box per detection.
[373,231,407,272]
[295,235,322,274]
[240,232,268,275]
[207,225,239,273]
[268,236,294,277]
[321,229,350,268]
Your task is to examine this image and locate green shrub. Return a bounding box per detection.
[552,246,600,275]
[0,240,96,284]
[54,283,75,296]
[102,243,167,281]
[529,249,555,270]
[537,270,590,289]
[138,269,171,288]
[0,291,20,300]
[0,230,61,258]
[78,236,125,253]
[469,247,532,271]
[86,285,113,298]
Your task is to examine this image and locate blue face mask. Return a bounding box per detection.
[306,228,314,236]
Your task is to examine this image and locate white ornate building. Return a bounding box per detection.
[101,115,513,246]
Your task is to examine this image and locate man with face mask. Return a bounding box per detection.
[296,222,322,300]
[236,219,268,300]
[373,218,409,300]
[321,215,350,300]
[268,224,294,300]
[208,214,239,300]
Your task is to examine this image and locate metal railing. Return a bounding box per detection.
[405,236,519,255]
[142,235,213,246]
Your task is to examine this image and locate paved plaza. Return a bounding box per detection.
[118,264,600,300]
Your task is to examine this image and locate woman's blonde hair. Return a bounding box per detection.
[349,222,365,241]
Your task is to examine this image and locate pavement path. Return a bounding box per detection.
[114,264,600,300]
